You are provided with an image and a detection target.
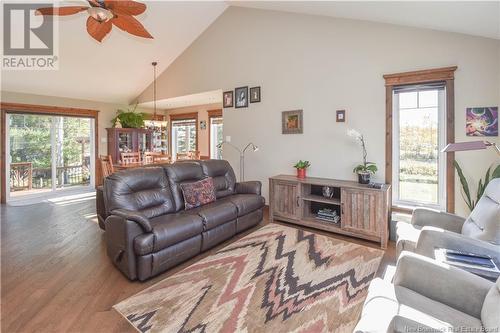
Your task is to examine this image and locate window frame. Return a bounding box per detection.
[384,66,456,213]
[392,87,447,210]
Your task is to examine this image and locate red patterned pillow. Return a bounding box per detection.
[180,177,216,210]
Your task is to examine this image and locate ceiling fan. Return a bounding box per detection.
[35,0,153,42]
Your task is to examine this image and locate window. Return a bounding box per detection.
[171,118,197,159]
[210,116,223,159]
[392,84,446,210]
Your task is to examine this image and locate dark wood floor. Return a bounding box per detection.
[1,197,396,332]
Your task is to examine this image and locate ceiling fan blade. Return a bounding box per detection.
[87,0,100,7]
[36,6,88,16]
[86,16,112,42]
[111,14,152,39]
[104,1,146,16]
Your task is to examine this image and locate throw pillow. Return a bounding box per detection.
[180,177,216,210]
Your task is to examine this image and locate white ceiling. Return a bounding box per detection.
[138,89,222,110]
[1,1,498,105]
[230,1,500,40]
[1,1,228,103]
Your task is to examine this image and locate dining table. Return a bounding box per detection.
[113,160,171,171]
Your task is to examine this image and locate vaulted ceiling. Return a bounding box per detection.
[1,1,498,105]
[1,1,228,103]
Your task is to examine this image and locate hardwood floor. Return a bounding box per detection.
[1,196,396,332]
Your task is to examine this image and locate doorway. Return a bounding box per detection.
[6,113,95,202]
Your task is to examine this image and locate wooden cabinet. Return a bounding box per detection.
[270,175,391,249]
[106,128,153,164]
[270,181,300,220]
[341,188,383,238]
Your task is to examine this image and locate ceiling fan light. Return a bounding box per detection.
[87,7,113,22]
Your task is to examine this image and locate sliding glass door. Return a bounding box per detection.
[6,113,95,201]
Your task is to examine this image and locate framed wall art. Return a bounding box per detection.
[282,110,303,134]
[235,86,248,108]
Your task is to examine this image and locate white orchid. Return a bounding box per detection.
[347,128,363,144]
[346,128,377,176]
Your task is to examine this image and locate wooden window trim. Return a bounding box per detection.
[207,109,223,158]
[169,112,199,156]
[1,102,100,203]
[384,66,457,213]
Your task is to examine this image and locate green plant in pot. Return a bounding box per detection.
[454,161,500,211]
[112,103,145,128]
[348,129,377,184]
[294,160,310,178]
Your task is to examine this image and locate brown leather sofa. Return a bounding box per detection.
[102,160,264,281]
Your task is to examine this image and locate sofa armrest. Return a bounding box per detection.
[416,227,500,262]
[394,251,492,319]
[110,209,152,232]
[235,181,262,195]
[411,208,465,233]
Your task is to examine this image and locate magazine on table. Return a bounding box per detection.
[435,248,500,274]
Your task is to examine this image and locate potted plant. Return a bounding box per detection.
[347,129,377,184]
[294,160,310,178]
[112,103,145,128]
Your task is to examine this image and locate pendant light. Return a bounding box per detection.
[152,61,158,119]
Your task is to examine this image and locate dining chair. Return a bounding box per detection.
[188,151,201,160]
[153,154,171,163]
[176,152,190,161]
[143,151,159,164]
[121,152,141,164]
[99,155,115,178]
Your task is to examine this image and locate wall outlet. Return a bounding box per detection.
[225,136,231,142]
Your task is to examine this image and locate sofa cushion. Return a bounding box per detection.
[180,177,216,210]
[395,222,422,256]
[354,278,482,333]
[481,277,500,330]
[462,178,500,245]
[200,160,236,198]
[220,194,265,216]
[189,200,238,230]
[134,213,203,255]
[164,162,205,212]
[104,167,175,219]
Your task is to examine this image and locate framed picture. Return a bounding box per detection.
[223,90,233,108]
[235,86,248,108]
[466,107,498,136]
[250,86,261,103]
[200,120,207,130]
[336,110,345,122]
[282,110,303,134]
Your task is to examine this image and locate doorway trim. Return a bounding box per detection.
[1,102,99,203]
[383,66,457,213]
[169,112,199,159]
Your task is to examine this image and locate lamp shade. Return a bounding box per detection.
[442,141,487,153]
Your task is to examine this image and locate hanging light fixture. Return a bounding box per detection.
[152,61,158,119]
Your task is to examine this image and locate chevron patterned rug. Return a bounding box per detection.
[114,223,383,333]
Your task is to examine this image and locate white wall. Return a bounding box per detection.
[136,7,499,216]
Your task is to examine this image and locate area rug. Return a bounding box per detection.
[114,223,384,333]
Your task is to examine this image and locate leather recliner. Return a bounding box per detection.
[103,160,265,281]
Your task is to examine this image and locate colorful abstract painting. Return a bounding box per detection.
[466,107,498,136]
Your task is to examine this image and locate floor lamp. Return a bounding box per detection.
[216,141,259,181]
[442,140,500,156]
